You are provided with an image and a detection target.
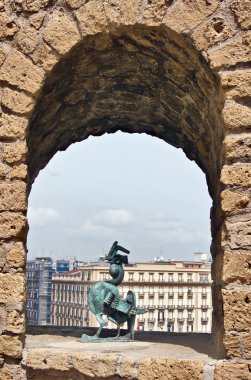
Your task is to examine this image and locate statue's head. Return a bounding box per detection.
[105,241,130,265]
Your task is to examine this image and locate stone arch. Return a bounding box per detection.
[0,1,250,378]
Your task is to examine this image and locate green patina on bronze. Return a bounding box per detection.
[80,241,147,342]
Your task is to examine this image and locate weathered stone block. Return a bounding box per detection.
[119,356,136,378]
[223,251,251,284]
[0,182,27,212]
[221,165,251,187]
[143,0,168,26]
[223,134,251,162]
[163,0,218,33]
[138,358,204,380]
[0,272,25,304]
[32,42,58,72]
[0,335,23,358]
[0,162,9,179]
[6,164,28,180]
[6,242,26,269]
[208,31,251,69]
[223,289,251,332]
[0,212,27,239]
[223,217,251,250]
[30,12,46,29]
[16,26,39,55]
[192,16,237,51]
[230,0,251,30]
[241,333,251,360]
[0,244,6,268]
[75,1,107,35]
[66,0,82,9]
[0,12,18,38]
[215,361,251,380]
[43,10,80,54]
[0,113,28,140]
[25,350,68,371]
[223,102,251,130]
[120,0,142,25]
[223,332,241,358]
[3,142,27,165]
[18,0,50,12]
[0,304,7,333]
[0,50,44,95]
[221,71,251,100]
[1,88,35,115]
[71,353,118,377]
[103,0,121,25]
[6,309,25,334]
[0,362,26,380]
[221,189,249,213]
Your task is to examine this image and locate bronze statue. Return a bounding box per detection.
[80,241,147,342]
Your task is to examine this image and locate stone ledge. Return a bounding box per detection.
[23,333,213,380]
[22,333,251,379]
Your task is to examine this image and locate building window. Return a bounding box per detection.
[167,322,174,332]
[187,287,193,297]
[200,274,209,283]
[187,324,193,332]
[168,273,173,282]
[139,273,144,282]
[149,273,154,282]
[178,273,183,282]
[159,273,164,282]
[129,272,134,282]
[178,323,183,332]
[187,273,193,282]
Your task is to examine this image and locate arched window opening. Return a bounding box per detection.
[26,132,213,336]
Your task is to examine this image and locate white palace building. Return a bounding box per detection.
[51,253,212,333]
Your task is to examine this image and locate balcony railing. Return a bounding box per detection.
[178,293,184,298]
[147,318,155,323]
[202,293,207,298]
[187,293,193,298]
[186,305,194,309]
[147,305,156,309]
[167,305,175,309]
[168,292,174,297]
[177,305,185,309]
[201,305,209,310]
[201,317,208,323]
[177,318,185,322]
[167,318,175,322]
[187,317,194,322]
[157,304,166,309]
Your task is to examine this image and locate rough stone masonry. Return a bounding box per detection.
[0,0,250,379]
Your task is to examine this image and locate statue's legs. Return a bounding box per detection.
[108,316,121,337]
[95,313,107,337]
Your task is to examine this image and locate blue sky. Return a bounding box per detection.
[27,132,212,262]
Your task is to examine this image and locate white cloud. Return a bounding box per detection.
[65,208,209,249]
[28,207,62,227]
[93,209,135,227]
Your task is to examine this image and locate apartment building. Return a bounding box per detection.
[26,257,54,325]
[26,257,78,325]
[51,255,212,333]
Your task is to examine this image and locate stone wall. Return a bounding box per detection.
[0,0,250,378]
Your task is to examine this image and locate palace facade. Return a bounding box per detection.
[51,256,212,333]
